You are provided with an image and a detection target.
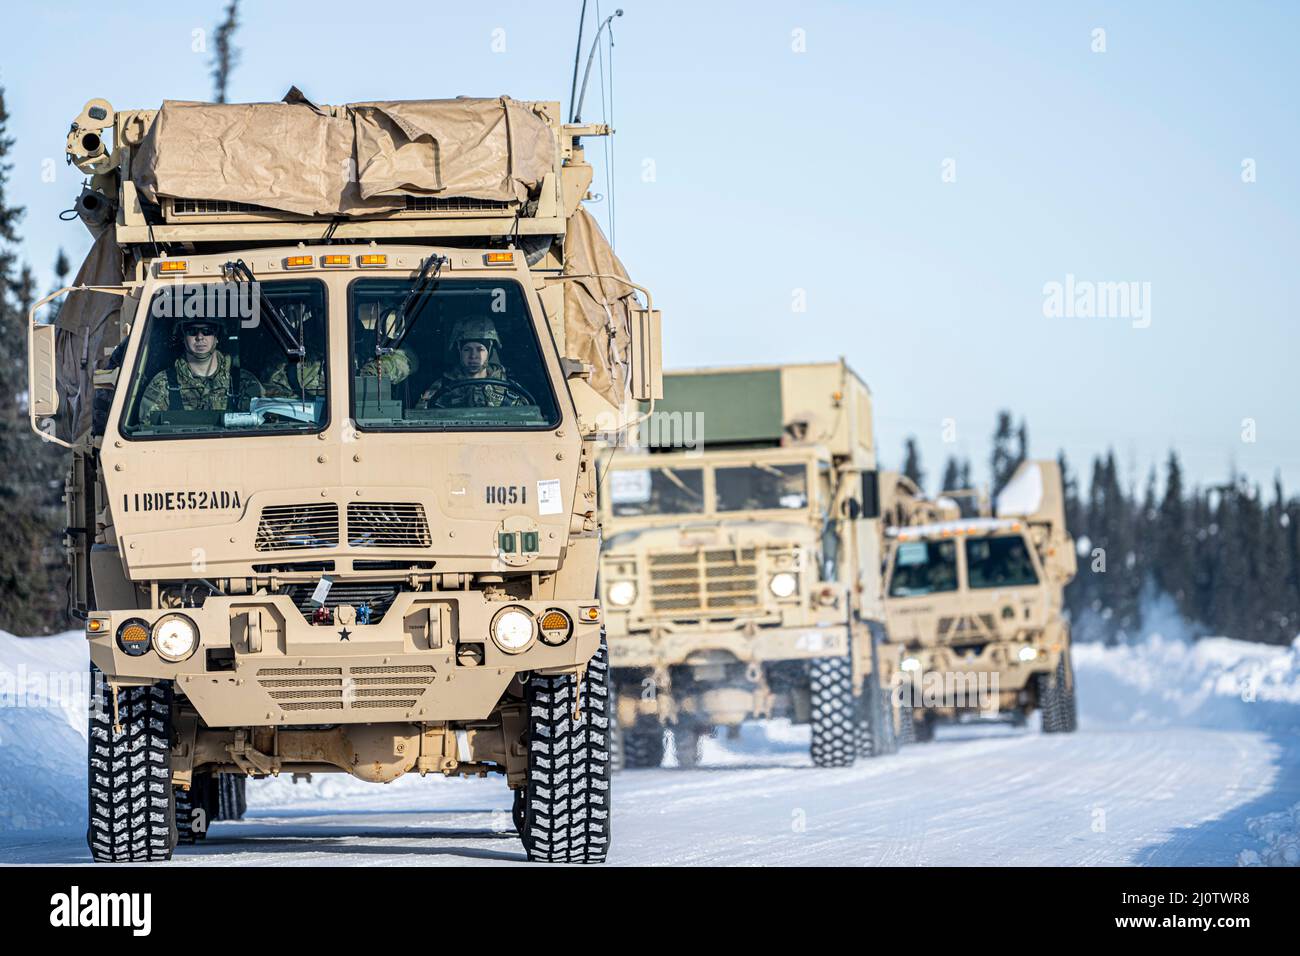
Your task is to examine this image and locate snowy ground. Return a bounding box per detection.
[1,629,1297,866]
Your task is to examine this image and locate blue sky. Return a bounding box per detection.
[2,1,1296,494]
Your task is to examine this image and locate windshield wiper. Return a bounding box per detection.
[223,259,305,360]
[378,254,447,356]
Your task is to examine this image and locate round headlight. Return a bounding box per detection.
[1018,645,1038,662]
[152,613,198,662]
[900,656,922,673]
[491,607,536,654]
[769,572,798,598]
[608,580,637,607]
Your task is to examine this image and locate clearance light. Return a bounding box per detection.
[86,619,105,633]
[284,255,313,268]
[321,254,351,267]
[483,252,515,265]
[580,606,600,623]
[158,260,188,274]
[357,254,388,267]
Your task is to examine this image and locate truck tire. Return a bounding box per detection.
[217,773,248,821]
[87,666,177,863]
[671,724,702,768]
[175,773,212,845]
[1056,653,1078,733]
[856,675,897,758]
[519,636,613,863]
[808,655,856,768]
[623,723,667,768]
[609,716,626,772]
[1036,670,1062,733]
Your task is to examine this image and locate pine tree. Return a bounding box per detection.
[940,456,962,492]
[0,87,68,634]
[211,0,241,104]
[901,436,924,490]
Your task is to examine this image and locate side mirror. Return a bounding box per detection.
[28,322,60,422]
[842,498,862,520]
[629,307,662,403]
[859,470,881,520]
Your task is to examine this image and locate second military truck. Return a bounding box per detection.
[599,361,897,768]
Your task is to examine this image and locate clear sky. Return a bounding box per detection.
[2,1,1296,495]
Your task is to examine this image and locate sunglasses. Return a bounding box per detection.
[183,324,219,337]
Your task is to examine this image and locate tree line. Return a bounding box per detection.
[900,413,1299,646]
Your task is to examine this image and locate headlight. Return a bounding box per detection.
[491,607,535,654]
[152,613,198,662]
[608,580,637,607]
[901,656,921,673]
[768,572,798,598]
[1018,645,1038,662]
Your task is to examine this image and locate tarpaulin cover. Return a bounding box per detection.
[132,95,555,216]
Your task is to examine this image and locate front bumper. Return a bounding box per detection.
[607,620,848,670]
[88,591,601,727]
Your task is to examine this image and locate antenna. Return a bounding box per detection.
[568,0,589,116]
[572,8,623,123]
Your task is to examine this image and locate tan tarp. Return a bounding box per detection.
[54,224,126,441]
[562,208,636,409]
[132,96,555,217]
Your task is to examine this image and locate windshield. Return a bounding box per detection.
[608,467,705,517]
[348,278,559,430]
[888,539,959,597]
[965,535,1039,589]
[121,279,327,438]
[715,463,808,512]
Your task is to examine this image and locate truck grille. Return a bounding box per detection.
[648,548,760,614]
[403,195,513,213]
[283,581,400,624]
[347,502,432,548]
[256,504,340,552]
[255,663,437,713]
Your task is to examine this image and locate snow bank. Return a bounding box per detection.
[0,631,90,832]
[1074,634,1300,732]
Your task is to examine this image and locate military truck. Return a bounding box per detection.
[30,93,664,863]
[599,361,897,768]
[879,460,1078,740]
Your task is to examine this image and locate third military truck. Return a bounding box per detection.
[31,93,663,864]
[598,361,898,768]
[878,460,1079,740]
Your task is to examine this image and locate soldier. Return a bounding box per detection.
[263,304,417,398]
[138,317,263,422]
[419,317,528,408]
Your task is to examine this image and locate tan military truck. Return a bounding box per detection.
[879,460,1078,740]
[599,361,898,768]
[30,94,664,863]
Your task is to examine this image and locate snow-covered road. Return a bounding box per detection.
[2,632,1298,866]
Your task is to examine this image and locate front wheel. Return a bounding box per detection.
[87,666,177,863]
[808,655,857,768]
[519,636,613,863]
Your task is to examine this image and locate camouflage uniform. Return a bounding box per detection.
[422,361,527,408]
[138,351,264,422]
[263,349,417,398]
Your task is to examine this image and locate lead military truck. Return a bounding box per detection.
[879,460,1078,739]
[31,94,663,863]
[598,361,897,768]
